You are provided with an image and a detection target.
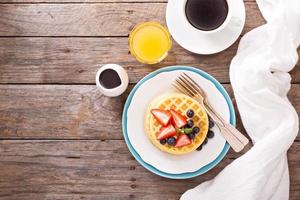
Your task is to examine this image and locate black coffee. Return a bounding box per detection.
[185,0,228,31]
[99,69,121,89]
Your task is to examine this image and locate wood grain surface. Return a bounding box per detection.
[0,0,299,199]
[0,37,299,84]
[0,0,257,2]
[0,3,263,36]
[0,140,299,200]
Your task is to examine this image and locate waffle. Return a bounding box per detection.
[144,93,209,155]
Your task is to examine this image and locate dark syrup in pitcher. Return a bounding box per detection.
[185,0,228,31]
[99,69,121,89]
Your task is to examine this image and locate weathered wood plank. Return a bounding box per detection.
[0,0,257,3]
[0,140,298,200]
[0,84,299,140]
[0,0,160,2]
[0,37,299,84]
[0,37,236,84]
[2,0,161,2]
[0,2,263,36]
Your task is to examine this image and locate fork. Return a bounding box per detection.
[173,73,249,152]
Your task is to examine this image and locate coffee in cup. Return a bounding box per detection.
[185,0,229,32]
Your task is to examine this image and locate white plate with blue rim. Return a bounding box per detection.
[122,66,234,179]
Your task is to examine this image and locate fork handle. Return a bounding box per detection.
[205,102,249,146]
[204,105,247,152]
[223,123,249,146]
[217,123,245,152]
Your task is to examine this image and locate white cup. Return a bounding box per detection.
[96,64,129,97]
[183,0,233,34]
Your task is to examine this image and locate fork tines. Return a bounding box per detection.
[173,73,204,98]
[182,73,206,96]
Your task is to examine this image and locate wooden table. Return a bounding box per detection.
[0,0,299,199]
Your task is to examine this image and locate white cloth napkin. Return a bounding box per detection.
[181,0,300,199]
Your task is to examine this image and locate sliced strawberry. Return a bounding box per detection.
[170,109,187,128]
[157,124,176,140]
[175,134,192,147]
[151,109,172,126]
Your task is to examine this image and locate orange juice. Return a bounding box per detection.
[129,22,172,64]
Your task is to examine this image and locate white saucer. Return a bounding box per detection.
[166,0,246,54]
[126,67,230,174]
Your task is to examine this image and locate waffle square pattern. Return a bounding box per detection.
[145,93,209,155]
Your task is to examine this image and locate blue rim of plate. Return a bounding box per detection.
[122,66,235,179]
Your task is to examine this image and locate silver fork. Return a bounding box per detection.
[173,73,249,152]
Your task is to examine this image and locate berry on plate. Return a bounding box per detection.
[160,139,167,145]
[209,120,215,128]
[186,109,194,118]
[192,126,200,134]
[187,132,195,139]
[170,109,187,128]
[196,145,203,151]
[167,137,177,146]
[151,109,172,126]
[186,119,194,128]
[175,134,192,147]
[207,130,215,138]
[157,124,176,140]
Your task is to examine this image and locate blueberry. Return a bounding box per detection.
[160,139,166,145]
[196,145,202,151]
[186,109,194,118]
[187,133,195,140]
[203,138,208,145]
[207,130,214,139]
[186,119,194,128]
[193,127,200,134]
[209,120,215,128]
[167,137,176,146]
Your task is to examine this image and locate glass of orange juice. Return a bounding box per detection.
[129,21,172,64]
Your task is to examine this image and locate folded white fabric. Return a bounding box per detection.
[181,0,300,199]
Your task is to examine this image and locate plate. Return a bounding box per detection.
[122,66,235,179]
[166,0,246,54]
